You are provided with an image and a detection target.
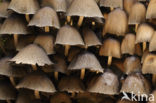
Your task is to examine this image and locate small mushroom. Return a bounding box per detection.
[16,71,56,99]
[135,23,154,52]
[34,35,55,55]
[99,38,121,66]
[10,44,53,71]
[149,31,156,52]
[28,7,60,32]
[55,25,84,56]
[67,0,103,27]
[68,51,103,79]
[103,9,128,36]
[146,0,156,19]
[8,0,40,22]
[87,70,119,95]
[121,33,136,55]
[0,1,12,18]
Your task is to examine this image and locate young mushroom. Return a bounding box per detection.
[0,1,12,18]
[28,7,60,32]
[68,51,103,79]
[146,0,156,20]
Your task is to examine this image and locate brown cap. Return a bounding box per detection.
[0,1,12,18]
[124,0,137,15]
[50,93,72,103]
[149,31,156,52]
[28,7,60,29]
[146,0,156,19]
[100,0,123,9]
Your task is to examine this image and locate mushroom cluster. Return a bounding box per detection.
[0,0,156,102]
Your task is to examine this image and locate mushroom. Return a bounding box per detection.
[68,51,103,79]
[99,38,121,66]
[0,1,12,18]
[58,76,85,97]
[87,70,119,95]
[103,8,128,36]
[8,0,40,22]
[0,15,29,47]
[66,0,103,27]
[16,71,56,99]
[149,31,156,52]
[128,2,146,32]
[10,44,53,71]
[121,33,136,55]
[123,56,141,75]
[34,35,55,55]
[135,23,154,52]
[55,25,84,56]
[146,0,156,19]
[120,73,151,96]
[28,7,60,32]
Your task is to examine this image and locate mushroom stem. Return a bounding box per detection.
[32,65,37,71]
[135,24,138,32]
[9,77,16,86]
[70,20,73,26]
[110,7,114,11]
[71,92,75,97]
[25,14,30,22]
[34,90,40,99]
[65,45,70,56]
[13,34,18,48]
[77,16,84,27]
[45,26,50,32]
[84,45,88,50]
[103,13,108,19]
[67,16,71,23]
[108,56,112,66]
[6,100,11,103]
[54,71,58,80]
[92,22,95,26]
[143,42,146,52]
[80,68,85,80]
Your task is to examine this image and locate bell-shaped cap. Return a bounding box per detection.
[0,80,16,100]
[50,93,72,103]
[28,7,60,29]
[104,9,128,36]
[58,76,85,93]
[149,31,156,52]
[128,2,146,25]
[120,73,151,96]
[87,70,119,95]
[34,35,55,55]
[16,72,56,93]
[68,51,103,73]
[123,56,141,75]
[83,28,102,47]
[10,44,53,66]
[99,38,121,58]
[100,0,123,9]
[136,23,154,43]
[55,25,84,46]
[41,0,67,12]
[121,33,136,55]
[0,15,29,35]
[124,0,138,15]
[0,1,12,18]
[8,0,40,14]
[146,0,156,19]
[67,0,103,18]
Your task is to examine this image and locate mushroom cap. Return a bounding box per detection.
[124,0,138,15]
[68,51,103,73]
[0,1,12,18]
[50,93,72,103]
[99,38,121,58]
[135,23,154,43]
[28,7,60,29]
[34,35,55,55]
[10,44,53,66]
[66,0,73,7]
[123,56,141,75]
[58,76,85,93]
[8,0,40,14]
[0,57,30,77]
[149,31,156,52]
[121,33,136,55]
[104,9,128,36]
[87,70,119,95]
[120,73,151,96]
[66,0,103,18]
[55,25,84,45]
[0,15,29,35]
[41,0,67,12]
[16,72,56,93]
[83,28,102,47]
[146,0,156,19]
[142,54,156,74]
[128,2,146,25]
[100,0,123,9]
[0,80,16,100]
